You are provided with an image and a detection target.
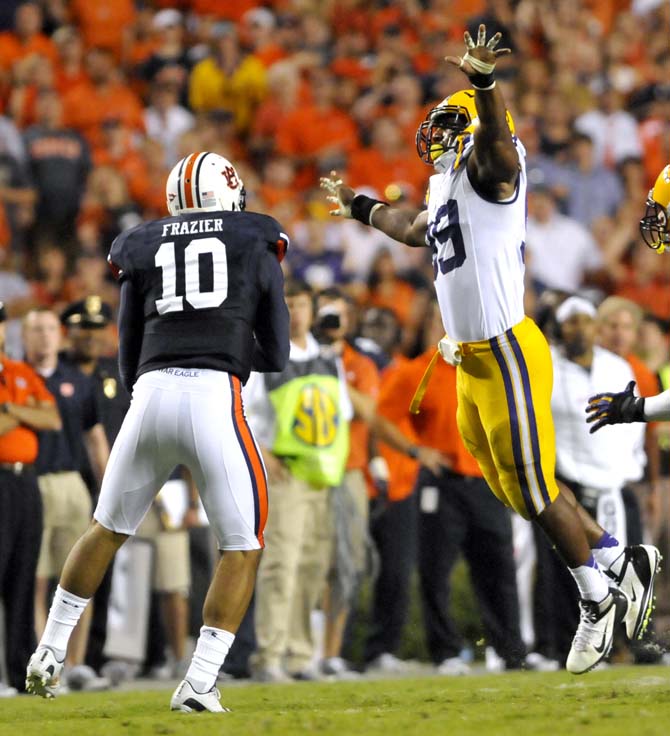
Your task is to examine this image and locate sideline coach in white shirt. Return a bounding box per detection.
[550,296,646,543]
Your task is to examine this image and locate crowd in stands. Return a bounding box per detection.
[2,0,670,691]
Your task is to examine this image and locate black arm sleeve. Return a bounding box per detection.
[117,279,145,394]
[251,252,290,373]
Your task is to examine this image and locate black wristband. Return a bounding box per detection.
[407,445,419,460]
[470,72,496,90]
[350,194,388,225]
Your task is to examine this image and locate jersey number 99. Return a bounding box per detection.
[428,199,466,278]
[155,237,228,314]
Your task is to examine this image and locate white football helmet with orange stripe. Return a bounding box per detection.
[166,152,246,216]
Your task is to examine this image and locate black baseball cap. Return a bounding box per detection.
[61,296,112,328]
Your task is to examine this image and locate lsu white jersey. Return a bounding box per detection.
[426,138,527,343]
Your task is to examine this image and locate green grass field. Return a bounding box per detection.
[2,667,669,736]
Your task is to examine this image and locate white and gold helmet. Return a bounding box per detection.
[165,152,245,216]
[415,89,515,169]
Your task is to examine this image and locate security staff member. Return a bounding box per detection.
[22,307,110,676]
[0,302,61,692]
[60,297,128,674]
[61,297,128,448]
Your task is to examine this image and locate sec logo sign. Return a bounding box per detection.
[292,384,339,447]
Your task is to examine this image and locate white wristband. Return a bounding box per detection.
[369,202,387,226]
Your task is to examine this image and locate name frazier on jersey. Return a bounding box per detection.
[161,218,225,237]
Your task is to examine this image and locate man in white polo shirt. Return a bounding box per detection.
[551,296,646,543]
[544,296,659,659]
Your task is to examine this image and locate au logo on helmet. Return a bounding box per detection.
[222,166,240,189]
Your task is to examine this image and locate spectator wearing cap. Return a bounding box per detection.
[240,8,286,69]
[24,89,91,253]
[540,295,647,663]
[0,301,61,694]
[139,9,192,85]
[22,306,110,688]
[188,23,267,134]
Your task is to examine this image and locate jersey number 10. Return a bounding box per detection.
[154,237,228,314]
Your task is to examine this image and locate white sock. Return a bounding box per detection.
[39,585,90,661]
[592,544,625,576]
[185,626,235,692]
[569,556,609,602]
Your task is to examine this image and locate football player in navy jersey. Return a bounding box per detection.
[26,152,290,713]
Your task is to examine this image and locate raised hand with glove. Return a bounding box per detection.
[585,380,645,433]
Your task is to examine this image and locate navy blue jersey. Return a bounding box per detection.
[109,210,290,388]
[35,360,100,476]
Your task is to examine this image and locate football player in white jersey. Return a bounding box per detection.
[323,25,659,674]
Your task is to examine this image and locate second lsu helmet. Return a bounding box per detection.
[415,89,515,168]
[640,164,670,252]
[166,152,246,216]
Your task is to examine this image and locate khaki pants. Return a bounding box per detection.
[341,468,370,575]
[254,473,332,672]
[136,505,191,595]
[37,472,91,578]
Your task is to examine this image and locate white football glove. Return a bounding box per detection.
[438,335,462,366]
[319,171,352,218]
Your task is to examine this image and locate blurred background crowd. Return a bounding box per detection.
[2,0,670,695]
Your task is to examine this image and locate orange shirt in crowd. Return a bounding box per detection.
[347,147,428,205]
[190,0,260,21]
[0,31,58,71]
[615,277,670,322]
[627,353,659,399]
[69,0,135,57]
[365,279,418,327]
[93,143,150,206]
[388,349,482,478]
[342,342,380,472]
[0,203,10,252]
[0,357,56,464]
[275,103,358,160]
[375,356,419,502]
[62,81,145,146]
